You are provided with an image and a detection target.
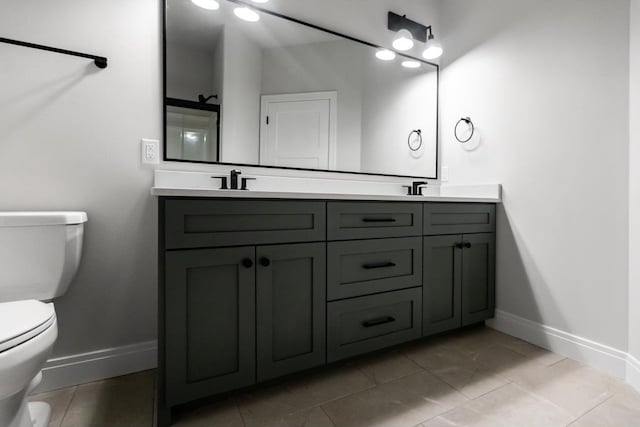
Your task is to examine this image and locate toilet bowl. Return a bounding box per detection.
[0,212,87,427]
[0,301,58,427]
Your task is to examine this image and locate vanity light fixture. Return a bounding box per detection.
[388,11,442,59]
[191,0,219,10]
[401,60,421,69]
[375,49,396,61]
[392,29,414,51]
[234,6,260,22]
[422,29,443,60]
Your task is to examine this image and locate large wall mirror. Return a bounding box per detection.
[164,0,439,178]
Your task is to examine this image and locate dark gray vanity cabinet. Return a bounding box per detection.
[164,247,256,406]
[256,243,326,381]
[422,204,497,336]
[461,233,496,326]
[158,198,497,425]
[423,235,462,336]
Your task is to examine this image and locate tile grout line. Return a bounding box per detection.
[233,397,248,427]
[565,394,616,426]
[57,386,78,427]
[318,405,337,427]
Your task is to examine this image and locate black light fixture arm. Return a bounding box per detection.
[0,37,108,69]
[388,12,434,43]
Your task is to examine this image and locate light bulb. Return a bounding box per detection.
[234,6,260,22]
[422,37,443,60]
[401,60,421,69]
[191,0,219,10]
[392,29,414,51]
[375,49,396,61]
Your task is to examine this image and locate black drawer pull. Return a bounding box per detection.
[362,316,396,328]
[362,262,396,270]
[361,218,397,223]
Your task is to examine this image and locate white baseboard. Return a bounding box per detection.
[31,314,640,395]
[628,354,640,391]
[487,310,629,380]
[35,340,158,393]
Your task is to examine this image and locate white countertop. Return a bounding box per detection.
[151,170,502,203]
[151,187,501,203]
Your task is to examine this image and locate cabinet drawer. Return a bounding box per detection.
[424,203,496,235]
[327,237,422,301]
[327,288,422,362]
[327,202,422,240]
[165,199,326,249]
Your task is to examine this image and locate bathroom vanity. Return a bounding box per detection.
[154,189,498,424]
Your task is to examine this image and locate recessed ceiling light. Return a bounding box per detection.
[401,60,421,69]
[375,49,396,61]
[191,0,219,10]
[392,29,414,51]
[234,6,260,22]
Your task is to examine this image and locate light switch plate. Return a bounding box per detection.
[441,166,450,182]
[141,139,160,165]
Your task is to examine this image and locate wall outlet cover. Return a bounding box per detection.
[141,139,160,165]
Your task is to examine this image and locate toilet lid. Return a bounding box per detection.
[0,300,55,353]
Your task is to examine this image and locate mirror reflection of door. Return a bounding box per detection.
[260,92,337,170]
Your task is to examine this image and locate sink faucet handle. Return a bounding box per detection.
[212,176,229,190]
[411,181,428,196]
[241,177,256,191]
[402,185,413,196]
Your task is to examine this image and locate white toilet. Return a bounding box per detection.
[0,212,87,427]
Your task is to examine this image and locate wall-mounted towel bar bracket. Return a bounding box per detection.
[0,37,108,69]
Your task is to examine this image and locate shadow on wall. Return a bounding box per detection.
[494,202,566,351]
[1,62,100,139]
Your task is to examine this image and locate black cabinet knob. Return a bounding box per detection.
[454,243,464,249]
[242,258,254,268]
[464,243,472,249]
[259,257,271,267]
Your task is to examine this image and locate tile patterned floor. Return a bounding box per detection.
[31,327,640,427]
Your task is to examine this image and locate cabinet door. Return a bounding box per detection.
[165,247,256,406]
[256,243,326,382]
[423,235,462,336]
[461,233,496,326]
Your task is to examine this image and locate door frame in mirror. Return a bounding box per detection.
[162,0,440,180]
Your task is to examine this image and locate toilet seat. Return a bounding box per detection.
[0,301,55,353]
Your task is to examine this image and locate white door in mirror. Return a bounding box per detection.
[260,92,337,170]
[141,139,160,165]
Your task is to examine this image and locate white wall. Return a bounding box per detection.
[165,43,214,100]
[629,0,640,371]
[219,25,262,164]
[438,0,630,350]
[361,59,438,177]
[0,0,161,360]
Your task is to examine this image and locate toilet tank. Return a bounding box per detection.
[0,212,87,303]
